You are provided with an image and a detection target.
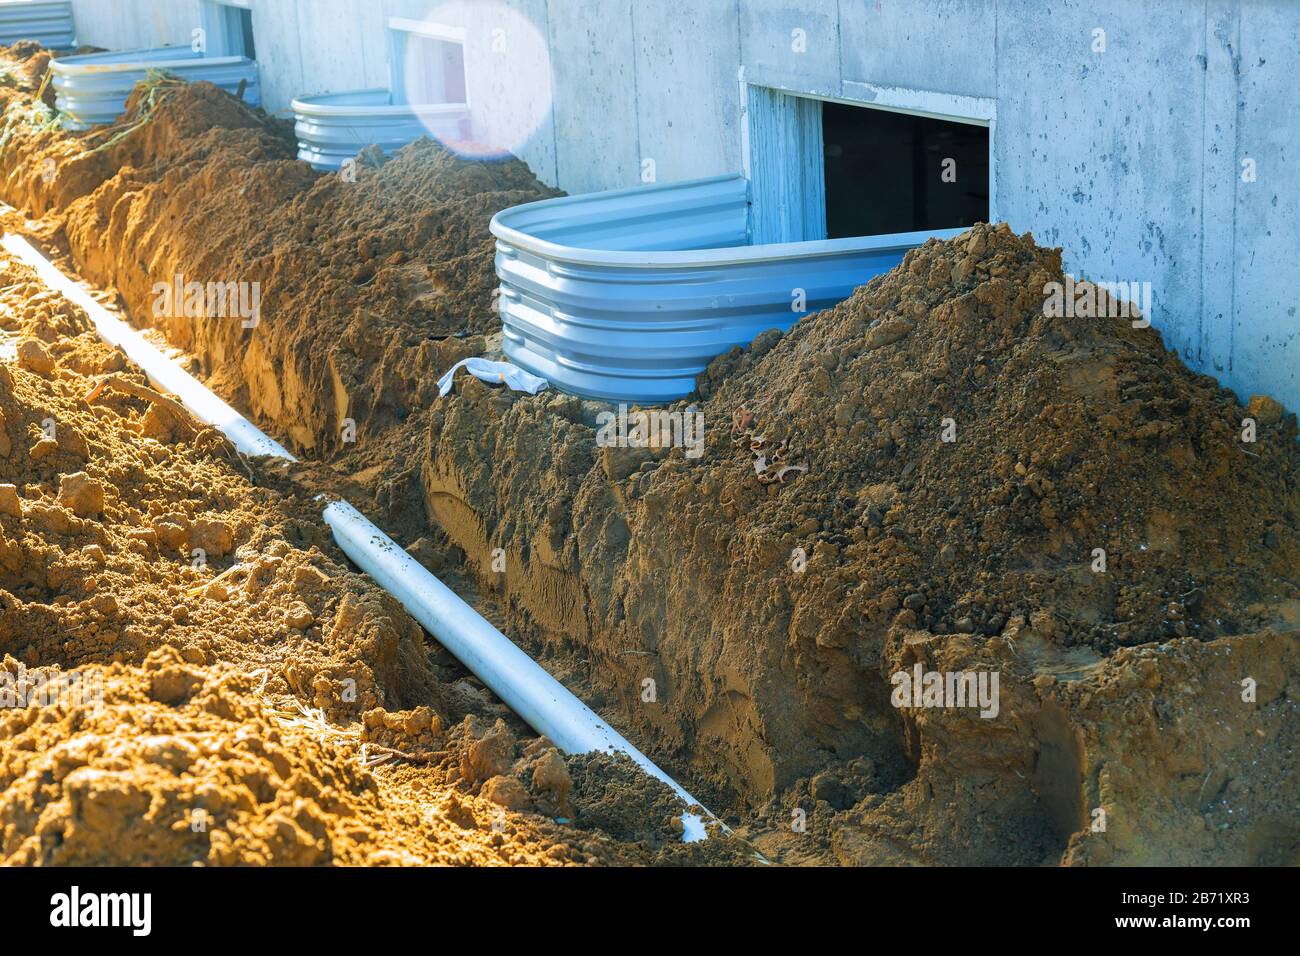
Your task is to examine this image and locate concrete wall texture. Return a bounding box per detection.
[66,0,1298,412]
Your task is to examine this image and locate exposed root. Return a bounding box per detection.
[85,372,236,459]
[732,405,809,484]
[266,699,435,768]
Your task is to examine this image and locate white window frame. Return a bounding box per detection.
[387,17,470,109]
[200,0,255,59]
[740,69,997,243]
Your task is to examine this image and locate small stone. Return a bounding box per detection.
[29,437,58,460]
[531,750,573,810]
[894,608,918,627]
[139,735,199,771]
[0,533,22,573]
[903,592,927,611]
[58,472,105,518]
[284,602,314,630]
[190,518,233,559]
[148,666,202,705]
[0,484,20,518]
[810,771,850,810]
[15,339,55,375]
[481,775,530,811]
[600,445,652,483]
[139,405,172,442]
[1246,394,1285,427]
[153,518,188,551]
[462,719,517,784]
[864,317,914,351]
[794,517,820,536]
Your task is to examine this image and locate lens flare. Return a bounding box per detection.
[402,1,554,161]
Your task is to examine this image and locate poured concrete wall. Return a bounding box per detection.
[70,0,201,50]
[61,0,1300,410]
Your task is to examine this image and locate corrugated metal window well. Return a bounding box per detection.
[291,18,474,172]
[489,87,984,404]
[490,175,964,404]
[0,0,75,50]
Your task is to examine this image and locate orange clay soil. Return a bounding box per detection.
[0,60,559,457]
[0,50,1294,866]
[0,223,751,866]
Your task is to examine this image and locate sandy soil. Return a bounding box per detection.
[0,47,1294,866]
[0,156,748,866]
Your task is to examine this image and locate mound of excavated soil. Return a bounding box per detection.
[698,221,1299,652]
[420,224,1299,863]
[0,651,744,866]
[0,248,439,721]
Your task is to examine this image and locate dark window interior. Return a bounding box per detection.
[822,101,989,238]
[237,7,256,60]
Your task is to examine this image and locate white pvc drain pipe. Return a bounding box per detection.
[1,233,293,459]
[1,228,712,842]
[324,500,709,840]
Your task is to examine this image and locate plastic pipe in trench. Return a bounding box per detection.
[0,230,712,842]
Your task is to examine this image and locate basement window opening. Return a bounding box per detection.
[822,101,989,239]
[202,1,255,59]
[389,20,468,107]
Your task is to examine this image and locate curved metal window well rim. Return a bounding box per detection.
[51,53,255,75]
[490,174,960,267]
[290,88,468,116]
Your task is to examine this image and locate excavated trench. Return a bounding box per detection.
[0,50,1296,865]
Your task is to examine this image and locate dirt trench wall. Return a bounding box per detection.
[0,160,750,869]
[420,387,895,800]
[826,624,1299,866]
[1,82,555,457]
[421,376,1299,864]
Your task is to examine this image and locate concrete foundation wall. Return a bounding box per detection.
[62,0,1299,411]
